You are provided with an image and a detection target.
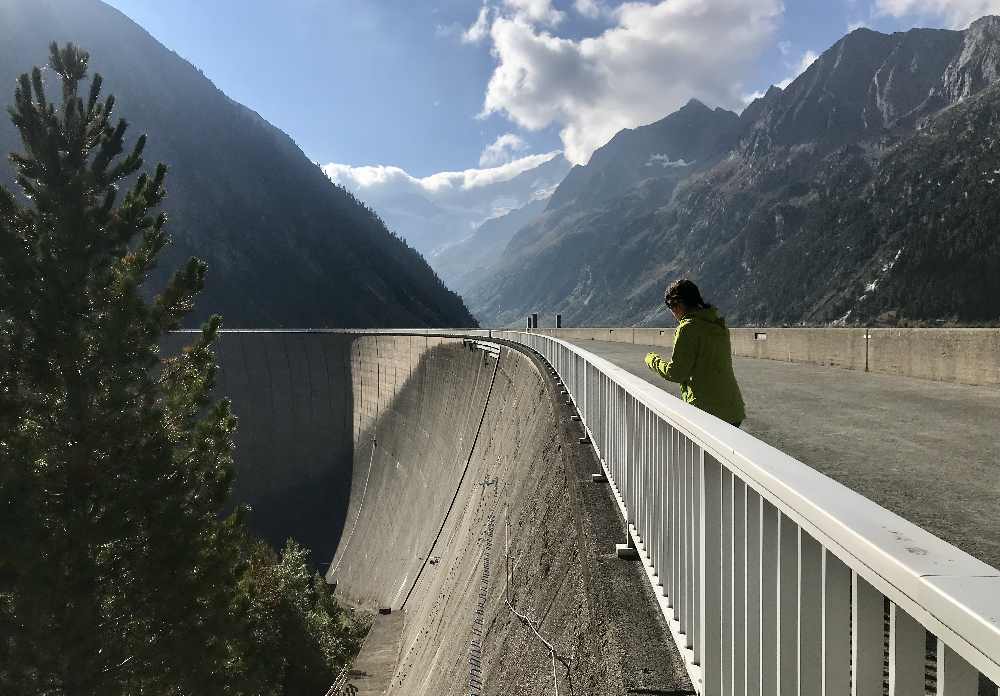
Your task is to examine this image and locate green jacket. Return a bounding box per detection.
[645,307,746,425]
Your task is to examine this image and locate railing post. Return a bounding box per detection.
[746,488,762,696]
[799,530,822,696]
[778,514,799,696]
[722,469,735,695]
[761,501,779,696]
[937,643,977,695]
[702,453,723,695]
[685,439,697,649]
[733,479,747,696]
[852,574,884,696]
[822,551,851,696]
[670,426,681,618]
[889,603,924,695]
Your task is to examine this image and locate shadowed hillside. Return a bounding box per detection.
[0,0,475,328]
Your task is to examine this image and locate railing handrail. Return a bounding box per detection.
[494,330,1000,687]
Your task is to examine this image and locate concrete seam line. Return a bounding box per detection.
[401,351,502,610]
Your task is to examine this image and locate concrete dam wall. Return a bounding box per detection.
[181,331,686,694]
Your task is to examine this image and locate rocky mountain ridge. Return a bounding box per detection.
[465,16,1000,327]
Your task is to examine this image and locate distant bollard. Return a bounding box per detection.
[531,313,538,329]
[556,314,562,328]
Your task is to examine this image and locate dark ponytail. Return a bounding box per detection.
[664,279,709,310]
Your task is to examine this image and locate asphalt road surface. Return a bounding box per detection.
[565,340,1000,570]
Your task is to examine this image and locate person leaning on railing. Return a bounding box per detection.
[644,279,746,428]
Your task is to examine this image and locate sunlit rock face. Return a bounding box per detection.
[468,17,1000,329]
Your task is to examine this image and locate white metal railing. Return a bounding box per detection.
[495,330,1000,696]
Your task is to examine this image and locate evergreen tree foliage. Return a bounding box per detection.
[236,539,370,695]
[0,44,366,694]
[0,41,243,694]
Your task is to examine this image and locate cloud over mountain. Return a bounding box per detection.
[744,48,819,103]
[323,151,558,197]
[321,152,569,257]
[479,133,529,166]
[875,0,1000,28]
[474,0,784,164]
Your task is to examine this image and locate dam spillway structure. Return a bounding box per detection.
[198,330,1000,696]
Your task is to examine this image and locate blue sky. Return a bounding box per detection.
[103,0,988,178]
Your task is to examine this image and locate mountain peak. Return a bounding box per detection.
[681,98,710,112]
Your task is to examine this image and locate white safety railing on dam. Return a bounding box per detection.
[493,330,1000,696]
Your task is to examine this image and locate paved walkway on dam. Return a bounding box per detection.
[564,339,1000,570]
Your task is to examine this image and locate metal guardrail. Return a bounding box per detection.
[494,330,1000,696]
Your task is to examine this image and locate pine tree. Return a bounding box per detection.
[0,43,245,694]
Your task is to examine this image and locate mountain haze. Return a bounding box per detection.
[0,0,475,328]
[467,19,1000,327]
[324,154,571,262]
[434,195,550,297]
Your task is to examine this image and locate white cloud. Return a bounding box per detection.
[479,132,529,166]
[478,0,784,164]
[777,39,793,55]
[322,151,560,198]
[503,0,565,25]
[776,50,819,89]
[646,154,693,168]
[463,5,492,43]
[321,152,569,255]
[574,0,604,18]
[874,0,1000,27]
[742,48,819,104]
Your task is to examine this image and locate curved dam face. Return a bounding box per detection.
[190,331,686,694]
[327,336,687,695]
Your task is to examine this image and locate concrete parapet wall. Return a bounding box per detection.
[867,328,1000,385]
[730,328,868,371]
[632,327,676,348]
[533,327,629,343]
[527,327,1000,386]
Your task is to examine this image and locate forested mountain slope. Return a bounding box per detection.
[0,0,475,328]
